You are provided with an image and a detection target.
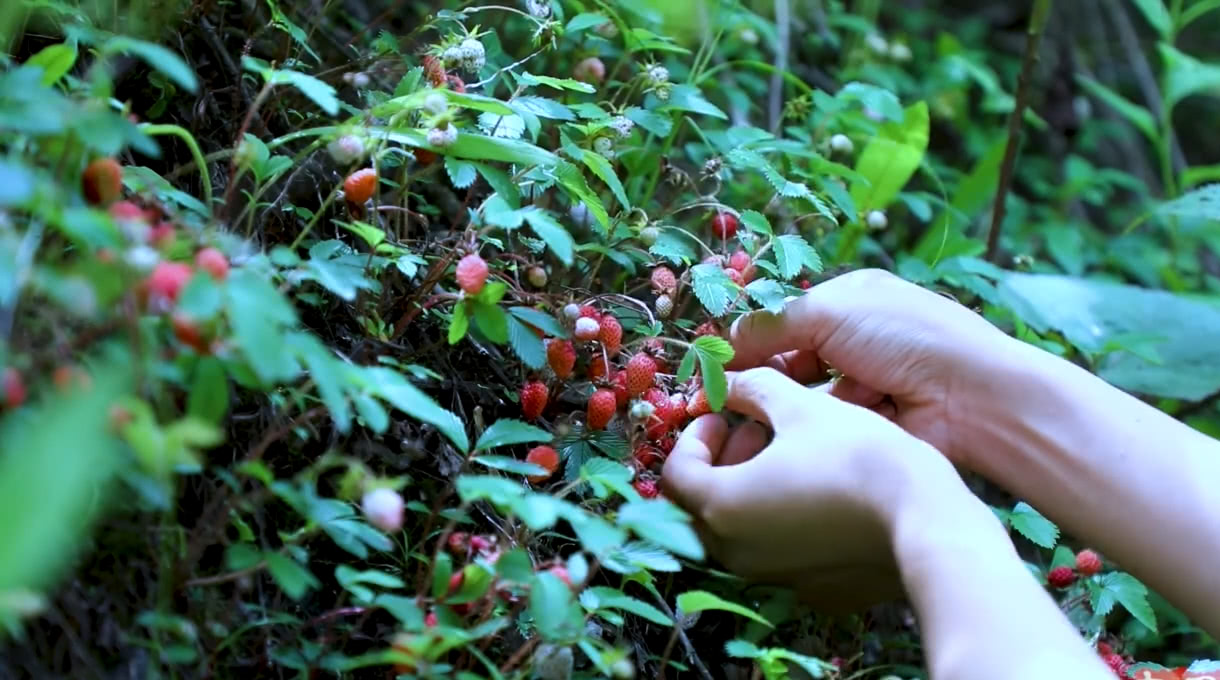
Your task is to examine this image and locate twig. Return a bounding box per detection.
[648,590,715,680]
[768,0,791,132]
[985,0,1053,263]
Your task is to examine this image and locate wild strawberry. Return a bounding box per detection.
[414,148,438,165]
[2,367,26,409]
[1047,566,1076,589]
[830,134,854,155]
[587,389,617,430]
[1096,642,1114,656]
[598,314,622,355]
[546,339,576,379]
[633,477,659,499]
[728,250,751,272]
[447,532,470,554]
[447,570,465,595]
[741,264,758,283]
[343,168,378,204]
[146,262,194,307]
[799,279,812,290]
[628,399,656,423]
[655,433,677,454]
[643,389,673,439]
[701,254,725,267]
[611,371,630,407]
[655,294,674,319]
[724,267,744,286]
[525,445,560,484]
[667,393,688,429]
[172,313,210,353]
[578,304,601,321]
[573,56,606,84]
[520,381,548,420]
[642,337,665,356]
[1101,653,1129,678]
[424,611,439,628]
[639,225,660,245]
[687,388,711,418]
[195,247,229,281]
[109,200,145,222]
[527,265,548,288]
[547,564,573,588]
[455,253,489,295]
[587,354,610,380]
[711,212,738,240]
[633,445,663,470]
[1075,549,1102,576]
[361,488,405,532]
[650,266,677,294]
[562,303,582,321]
[574,317,601,341]
[625,353,657,396]
[694,320,721,338]
[148,222,175,248]
[82,158,123,206]
[470,535,493,553]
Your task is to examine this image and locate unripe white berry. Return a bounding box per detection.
[574,317,600,340]
[866,210,888,230]
[563,302,582,320]
[423,92,448,115]
[608,116,634,139]
[525,0,551,18]
[361,488,405,532]
[427,123,458,148]
[639,225,659,246]
[646,64,669,86]
[527,265,548,288]
[865,33,889,56]
[629,400,655,422]
[593,136,615,159]
[569,202,591,228]
[829,134,854,155]
[327,135,366,165]
[654,294,673,319]
[889,43,912,62]
[459,38,485,72]
[350,72,370,88]
[610,657,635,679]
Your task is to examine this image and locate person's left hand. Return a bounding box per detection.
[661,367,967,612]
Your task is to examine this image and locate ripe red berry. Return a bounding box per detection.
[146,262,194,307]
[625,354,657,396]
[650,266,677,294]
[520,381,548,420]
[711,212,738,240]
[109,200,146,222]
[724,267,744,286]
[633,477,659,499]
[578,304,601,321]
[148,222,175,248]
[1096,642,1114,656]
[655,433,676,454]
[633,445,663,470]
[1075,549,1102,576]
[424,611,439,628]
[195,247,229,281]
[687,388,711,418]
[587,354,610,380]
[447,570,465,595]
[447,532,470,554]
[728,249,750,272]
[414,148,438,165]
[470,535,493,552]
[799,279,812,289]
[694,320,721,338]
[741,264,758,283]
[2,367,26,409]
[598,315,622,356]
[525,445,560,484]
[455,253,489,295]
[667,393,689,429]
[574,317,601,341]
[343,168,378,204]
[1101,653,1129,678]
[82,158,123,206]
[587,388,617,430]
[611,371,630,408]
[1047,566,1077,589]
[172,313,210,353]
[546,339,576,379]
[573,56,606,84]
[643,388,673,439]
[547,564,573,588]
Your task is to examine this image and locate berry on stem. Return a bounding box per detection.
[728,250,751,272]
[633,445,663,470]
[361,488,405,532]
[455,253,489,295]
[573,56,606,84]
[546,339,576,379]
[526,265,548,288]
[195,247,229,281]
[598,315,623,356]
[611,371,630,408]
[711,212,738,240]
[343,168,378,204]
[655,294,673,319]
[574,317,601,341]
[587,389,617,430]
[1075,549,1102,576]
[586,354,610,380]
[525,445,560,484]
[687,389,711,418]
[633,477,659,499]
[1047,566,1077,589]
[650,266,677,295]
[82,158,123,206]
[146,262,194,307]
[520,381,548,421]
[625,354,657,397]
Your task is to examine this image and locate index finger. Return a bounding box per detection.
[727,291,828,371]
[661,414,729,514]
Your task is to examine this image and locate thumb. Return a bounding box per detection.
[661,414,729,515]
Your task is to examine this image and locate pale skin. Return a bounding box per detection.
[662,269,1220,680]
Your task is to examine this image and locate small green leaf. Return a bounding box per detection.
[675,347,697,383]
[366,366,469,452]
[1156,184,1220,223]
[850,101,930,212]
[511,95,575,121]
[530,571,583,640]
[449,301,470,344]
[661,84,727,119]
[624,106,673,137]
[745,279,787,313]
[26,43,77,86]
[1092,572,1157,632]
[1159,43,1220,111]
[102,35,199,92]
[739,210,772,236]
[445,157,478,188]
[507,315,546,369]
[187,358,229,425]
[1130,0,1172,37]
[698,353,728,412]
[265,552,320,600]
[508,307,569,338]
[522,208,575,265]
[691,264,735,317]
[1076,76,1158,142]
[617,500,703,560]
[519,71,596,93]
[693,335,735,364]
[472,455,548,476]
[1008,501,1059,549]
[472,301,509,344]
[580,151,630,211]
[675,590,773,627]
[474,419,552,451]
[773,234,822,279]
[584,586,671,626]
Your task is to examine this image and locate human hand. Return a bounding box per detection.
[728,268,1030,467]
[661,366,967,612]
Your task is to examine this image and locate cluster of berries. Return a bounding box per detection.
[1096,642,1134,678]
[1046,548,1104,589]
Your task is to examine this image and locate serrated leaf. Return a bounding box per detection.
[600,541,681,574]
[1092,572,1157,632]
[507,315,546,369]
[739,210,772,236]
[473,162,520,208]
[698,352,728,412]
[691,263,735,317]
[1008,501,1059,549]
[472,455,548,477]
[773,234,822,279]
[745,279,787,313]
[511,95,575,121]
[693,335,735,364]
[580,150,630,211]
[625,106,673,137]
[471,300,509,344]
[445,157,478,188]
[265,552,320,600]
[618,500,703,560]
[449,301,470,344]
[519,71,596,93]
[509,307,569,338]
[474,419,552,451]
[676,347,697,383]
[584,586,671,626]
[579,457,634,500]
[662,84,727,119]
[522,208,575,265]
[1156,184,1220,223]
[675,591,772,627]
[366,366,469,452]
[650,228,697,264]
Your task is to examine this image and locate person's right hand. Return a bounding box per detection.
[728,268,1031,467]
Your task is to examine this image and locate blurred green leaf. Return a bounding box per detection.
[851,101,930,213]
[474,419,552,451]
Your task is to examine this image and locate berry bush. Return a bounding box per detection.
[2,0,1220,678]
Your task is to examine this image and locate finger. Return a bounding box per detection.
[763,349,826,384]
[726,303,815,371]
[872,400,897,421]
[720,421,769,466]
[830,375,886,407]
[723,367,810,426]
[661,414,729,513]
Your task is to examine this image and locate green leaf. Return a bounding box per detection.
[475,419,552,451]
[243,57,336,115]
[837,82,904,121]
[530,572,583,640]
[225,269,300,385]
[1076,76,1157,142]
[456,475,524,506]
[693,335,734,364]
[579,457,635,500]
[565,12,609,32]
[445,157,478,188]
[675,591,772,627]
[1156,184,1220,222]
[580,150,630,211]
[26,43,77,86]
[1092,572,1157,632]
[744,279,787,313]
[697,352,728,412]
[376,594,424,628]
[675,347,697,384]
[449,301,470,344]
[519,71,596,94]
[508,307,569,338]
[474,162,520,208]
[507,315,546,369]
[0,160,35,207]
[472,455,548,476]
[102,36,199,92]
[366,366,469,452]
[1008,501,1059,549]
[850,101,930,213]
[739,210,772,236]
[472,301,509,344]
[691,263,735,317]
[302,240,377,302]
[1159,43,1220,111]
[773,234,822,279]
[600,541,681,574]
[583,587,671,626]
[265,552,320,600]
[625,106,673,137]
[187,358,229,425]
[511,96,574,121]
[495,548,535,583]
[661,84,727,119]
[617,500,704,560]
[650,227,697,264]
[449,564,495,605]
[1129,0,1172,37]
[522,208,575,265]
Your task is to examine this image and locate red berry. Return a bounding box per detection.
[633,445,663,470]
[195,247,229,281]
[611,371,630,408]
[1047,566,1077,589]
[799,279,812,289]
[598,315,622,356]
[470,535,493,552]
[1075,549,1102,576]
[414,148,438,166]
[455,253,489,295]
[655,433,677,454]
[724,267,744,286]
[573,56,606,84]
[633,477,659,499]
[147,262,194,307]
[525,445,560,484]
[574,317,601,341]
[587,354,610,380]
[148,222,175,248]
[447,532,470,554]
[1101,653,1128,678]
[728,249,750,272]
[578,304,601,321]
[741,264,758,283]
[625,353,657,396]
[650,266,677,294]
[587,389,617,430]
[1096,643,1114,656]
[172,313,210,353]
[82,158,123,206]
[694,321,721,338]
[109,200,145,222]
[644,389,673,440]
[546,339,576,379]
[2,367,26,409]
[425,611,439,628]
[447,570,465,595]
[711,212,738,240]
[343,168,378,204]
[667,393,688,429]
[686,388,711,418]
[547,564,573,588]
[520,381,548,420]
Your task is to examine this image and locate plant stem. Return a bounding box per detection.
[138,124,214,211]
[984,0,1052,264]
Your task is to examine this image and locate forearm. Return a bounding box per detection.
[960,340,1220,636]
[891,478,1110,680]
